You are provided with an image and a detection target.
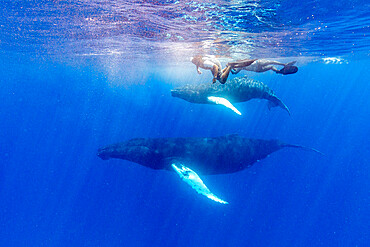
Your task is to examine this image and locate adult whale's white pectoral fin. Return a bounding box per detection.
[207,96,242,115]
[171,163,228,204]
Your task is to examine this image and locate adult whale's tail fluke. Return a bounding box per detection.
[282,143,324,155]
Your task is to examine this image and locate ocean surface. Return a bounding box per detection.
[0,1,369,246]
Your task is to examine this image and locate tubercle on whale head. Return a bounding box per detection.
[97,143,127,160]
[171,88,192,101]
[170,88,181,98]
[97,147,111,160]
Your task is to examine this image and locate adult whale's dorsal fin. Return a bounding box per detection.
[207,96,242,115]
[171,163,228,204]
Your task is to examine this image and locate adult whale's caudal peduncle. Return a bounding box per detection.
[97,135,321,204]
[171,76,290,115]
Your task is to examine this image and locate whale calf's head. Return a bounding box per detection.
[171,87,197,102]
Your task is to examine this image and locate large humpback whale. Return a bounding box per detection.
[171,76,290,115]
[97,135,320,204]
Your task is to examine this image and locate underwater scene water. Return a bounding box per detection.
[0,0,369,246]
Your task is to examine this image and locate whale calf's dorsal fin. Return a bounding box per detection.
[207,96,242,115]
[171,163,228,204]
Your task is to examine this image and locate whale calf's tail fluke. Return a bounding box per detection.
[282,143,324,155]
[267,97,291,116]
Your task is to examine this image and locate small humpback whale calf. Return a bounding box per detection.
[97,135,321,204]
[171,76,290,116]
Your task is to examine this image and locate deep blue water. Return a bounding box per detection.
[1,1,370,246]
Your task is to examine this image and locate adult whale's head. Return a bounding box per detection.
[97,138,163,169]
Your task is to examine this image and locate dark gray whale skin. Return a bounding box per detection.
[97,135,319,175]
[171,76,290,115]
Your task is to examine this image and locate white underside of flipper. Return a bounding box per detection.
[171,163,228,204]
[207,96,242,115]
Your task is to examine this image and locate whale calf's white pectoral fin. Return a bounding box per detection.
[207,96,242,115]
[171,163,228,204]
